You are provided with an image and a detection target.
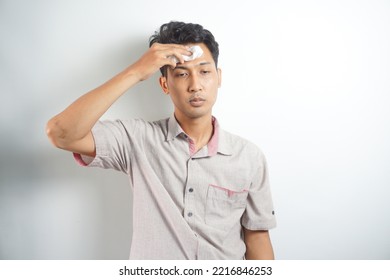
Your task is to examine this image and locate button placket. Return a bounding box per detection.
[184,158,197,225]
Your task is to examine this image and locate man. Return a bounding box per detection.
[46,21,276,260]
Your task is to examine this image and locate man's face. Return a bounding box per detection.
[159,43,221,121]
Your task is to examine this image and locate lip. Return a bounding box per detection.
[189,98,206,107]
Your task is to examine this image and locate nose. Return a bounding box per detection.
[188,73,202,93]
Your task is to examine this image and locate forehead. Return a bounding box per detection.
[187,43,212,58]
[183,43,215,65]
[168,43,215,74]
[173,61,213,72]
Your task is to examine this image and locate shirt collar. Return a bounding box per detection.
[167,113,183,141]
[167,113,233,156]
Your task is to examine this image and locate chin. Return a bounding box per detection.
[186,110,212,119]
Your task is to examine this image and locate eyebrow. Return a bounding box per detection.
[173,62,212,70]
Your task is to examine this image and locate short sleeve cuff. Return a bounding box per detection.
[241,216,277,231]
[72,121,108,167]
[73,153,95,166]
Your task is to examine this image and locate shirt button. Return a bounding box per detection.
[188,212,193,217]
[189,188,194,193]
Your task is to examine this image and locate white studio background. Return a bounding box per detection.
[1,0,389,259]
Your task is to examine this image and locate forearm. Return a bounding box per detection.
[245,239,275,260]
[47,43,191,149]
[244,229,275,260]
[46,66,139,147]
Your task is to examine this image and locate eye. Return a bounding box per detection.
[201,70,211,75]
[175,72,188,78]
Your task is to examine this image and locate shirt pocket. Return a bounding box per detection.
[205,184,249,232]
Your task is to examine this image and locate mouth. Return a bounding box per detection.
[189,97,206,107]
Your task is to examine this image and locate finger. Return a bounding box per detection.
[152,42,190,53]
[153,44,193,67]
[160,43,192,52]
[159,44,192,57]
[162,51,185,65]
[169,48,193,64]
[170,54,184,64]
[163,57,178,69]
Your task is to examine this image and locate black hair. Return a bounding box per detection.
[149,21,219,77]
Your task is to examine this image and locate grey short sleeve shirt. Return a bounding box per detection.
[74,115,276,259]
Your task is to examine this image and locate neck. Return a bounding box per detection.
[174,112,213,150]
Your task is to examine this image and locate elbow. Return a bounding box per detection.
[46,118,67,149]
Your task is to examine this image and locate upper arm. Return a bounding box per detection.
[57,131,96,158]
[241,148,276,231]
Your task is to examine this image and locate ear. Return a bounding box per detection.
[217,68,222,88]
[159,76,169,95]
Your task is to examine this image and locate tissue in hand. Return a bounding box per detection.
[171,45,203,63]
